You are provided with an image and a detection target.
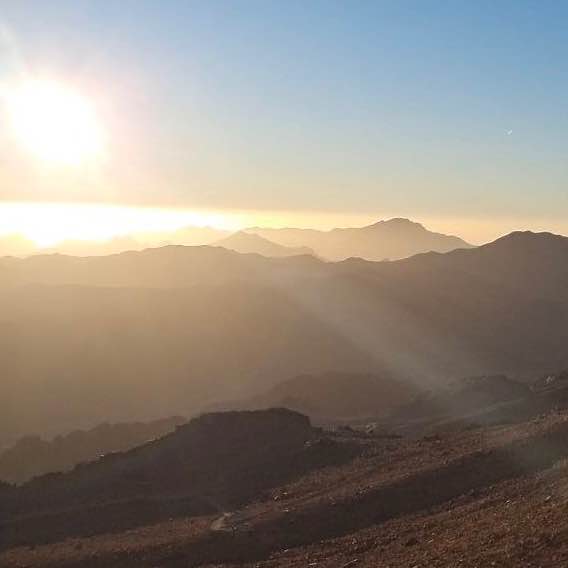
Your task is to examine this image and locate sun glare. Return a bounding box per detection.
[4,79,106,167]
[0,203,237,249]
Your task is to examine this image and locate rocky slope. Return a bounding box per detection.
[4,404,568,567]
[0,409,358,550]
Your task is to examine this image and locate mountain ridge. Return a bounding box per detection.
[215,231,315,258]
[0,416,185,485]
[1,230,568,441]
[246,217,472,261]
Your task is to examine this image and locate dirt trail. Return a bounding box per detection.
[210,513,233,532]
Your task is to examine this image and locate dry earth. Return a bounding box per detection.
[3,410,568,567]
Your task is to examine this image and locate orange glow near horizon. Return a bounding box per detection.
[0,203,238,248]
[0,202,566,252]
[0,203,379,250]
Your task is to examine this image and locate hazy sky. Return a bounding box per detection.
[0,0,567,243]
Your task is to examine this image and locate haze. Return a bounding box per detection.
[2,3,568,567]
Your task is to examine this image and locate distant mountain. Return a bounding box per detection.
[48,226,230,257]
[0,416,185,485]
[147,225,229,247]
[1,231,568,441]
[392,375,531,424]
[215,231,315,258]
[219,372,417,422]
[0,409,357,548]
[0,244,324,288]
[0,219,469,260]
[0,247,362,441]
[49,236,144,256]
[246,218,472,261]
[323,230,568,380]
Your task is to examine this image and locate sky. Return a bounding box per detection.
[0,0,567,245]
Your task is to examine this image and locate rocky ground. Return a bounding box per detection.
[3,407,568,567]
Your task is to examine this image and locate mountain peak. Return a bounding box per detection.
[215,231,315,258]
[485,230,568,252]
[221,231,268,244]
[246,219,470,261]
[365,218,425,230]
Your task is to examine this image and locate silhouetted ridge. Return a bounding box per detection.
[0,243,325,288]
[482,230,568,253]
[0,416,185,484]
[0,409,358,548]
[218,372,417,422]
[389,229,568,272]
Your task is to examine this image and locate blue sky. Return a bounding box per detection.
[0,0,567,240]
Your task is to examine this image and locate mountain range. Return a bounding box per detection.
[246,217,472,260]
[0,218,469,260]
[2,227,568,568]
[1,228,568,442]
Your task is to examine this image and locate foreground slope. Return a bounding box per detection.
[0,409,358,551]
[4,400,568,567]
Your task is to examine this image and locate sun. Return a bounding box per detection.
[4,79,106,167]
